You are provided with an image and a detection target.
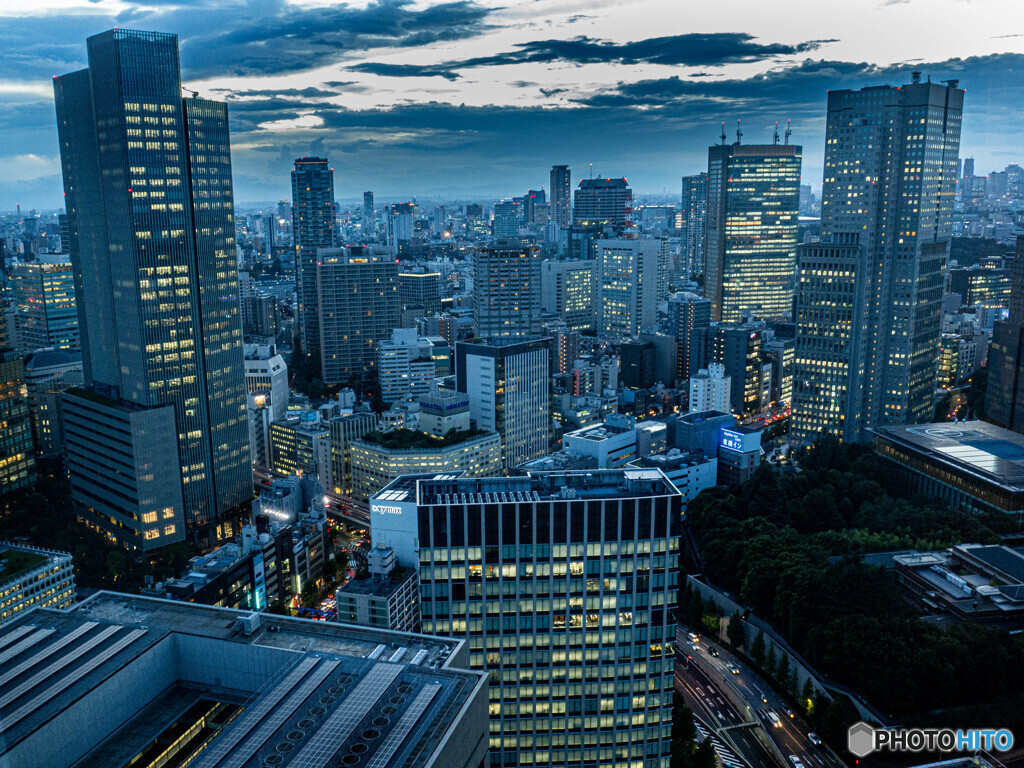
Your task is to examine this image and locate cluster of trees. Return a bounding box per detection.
[0,474,191,592]
[685,438,1024,724]
[670,693,716,768]
[949,236,1012,266]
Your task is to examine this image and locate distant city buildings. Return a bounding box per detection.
[549,164,571,228]
[12,256,79,353]
[292,157,338,356]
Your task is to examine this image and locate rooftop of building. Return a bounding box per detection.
[374,468,679,506]
[23,348,82,371]
[873,420,1024,491]
[565,422,633,441]
[517,451,598,472]
[0,592,481,768]
[355,427,492,452]
[337,567,416,598]
[0,546,50,583]
[629,448,714,471]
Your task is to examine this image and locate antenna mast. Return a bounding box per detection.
[735,119,742,145]
[784,120,792,146]
[720,122,727,146]
[773,122,780,145]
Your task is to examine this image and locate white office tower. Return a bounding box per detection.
[597,239,661,338]
[689,363,731,413]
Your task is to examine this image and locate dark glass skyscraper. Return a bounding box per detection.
[292,157,339,356]
[54,29,251,547]
[680,173,708,280]
[549,165,571,229]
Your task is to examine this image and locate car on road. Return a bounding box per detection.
[688,632,700,643]
[766,711,782,728]
[789,756,804,768]
[687,641,698,651]
[726,663,740,674]
[807,733,821,746]
[706,645,720,657]
[786,708,796,718]
[760,692,768,703]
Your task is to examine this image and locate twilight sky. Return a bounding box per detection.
[2,0,1023,209]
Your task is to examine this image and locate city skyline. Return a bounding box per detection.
[2,0,1024,208]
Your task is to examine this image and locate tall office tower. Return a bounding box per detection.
[668,292,711,382]
[548,323,580,375]
[540,259,596,332]
[706,141,801,323]
[790,236,871,443]
[370,469,681,768]
[362,190,374,236]
[986,235,1024,432]
[398,270,442,316]
[317,246,399,385]
[0,347,36,496]
[596,239,660,338]
[689,362,731,413]
[55,29,251,548]
[456,338,550,471]
[821,77,963,427]
[707,324,764,417]
[573,177,632,235]
[474,243,542,338]
[962,157,975,180]
[550,165,571,228]
[292,157,338,356]
[680,173,708,279]
[12,257,79,352]
[524,189,546,224]
[492,200,523,240]
[387,202,415,255]
[620,339,656,388]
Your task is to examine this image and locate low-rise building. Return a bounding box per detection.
[350,428,501,501]
[0,542,75,624]
[336,543,418,631]
[269,416,331,487]
[629,448,718,505]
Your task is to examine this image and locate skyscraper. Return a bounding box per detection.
[790,235,871,443]
[986,235,1024,433]
[820,76,963,428]
[540,259,596,332]
[596,239,660,338]
[12,257,79,352]
[292,157,338,356]
[456,338,550,471]
[369,469,681,768]
[474,242,542,338]
[667,292,711,382]
[317,246,399,385]
[574,177,632,235]
[54,29,251,547]
[680,173,708,279]
[492,199,523,240]
[706,142,801,323]
[362,190,374,236]
[550,164,571,228]
[0,347,36,496]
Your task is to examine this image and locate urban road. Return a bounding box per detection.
[676,628,848,768]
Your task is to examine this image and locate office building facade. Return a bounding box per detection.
[292,157,338,356]
[398,270,442,316]
[680,173,708,279]
[12,258,79,352]
[474,243,542,339]
[987,236,1024,433]
[541,259,596,333]
[550,165,572,229]
[370,470,681,768]
[667,292,711,382]
[597,239,660,339]
[0,348,36,496]
[317,246,399,384]
[457,338,550,471]
[0,543,75,625]
[54,29,250,544]
[574,178,633,235]
[705,143,801,323]
[821,77,964,428]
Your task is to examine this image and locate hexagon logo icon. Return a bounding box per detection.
[848,721,876,757]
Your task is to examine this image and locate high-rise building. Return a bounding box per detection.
[667,292,711,382]
[386,202,415,255]
[820,77,964,428]
[362,190,374,235]
[620,339,655,389]
[456,338,550,471]
[550,165,571,228]
[707,324,765,418]
[317,246,399,385]
[376,328,448,404]
[986,236,1024,433]
[525,189,546,224]
[492,200,523,240]
[369,469,681,768]
[680,173,708,279]
[574,177,632,235]
[292,157,339,356]
[12,257,79,352]
[689,363,731,413]
[540,259,596,332]
[398,270,442,316]
[54,29,251,546]
[24,348,83,457]
[473,243,542,338]
[705,142,802,323]
[596,239,660,338]
[0,347,36,495]
[791,237,871,443]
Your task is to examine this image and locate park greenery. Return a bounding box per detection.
[949,236,1013,267]
[684,437,1024,732]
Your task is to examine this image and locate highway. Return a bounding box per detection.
[677,630,847,768]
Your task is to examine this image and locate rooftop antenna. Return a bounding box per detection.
[735,119,742,145]
[183,85,199,98]
[773,122,780,146]
[784,120,792,146]
[911,68,921,85]
[589,163,593,180]
[719,122,727,146]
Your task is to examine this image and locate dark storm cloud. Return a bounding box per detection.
[346,32,837,79]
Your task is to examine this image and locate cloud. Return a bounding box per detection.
[346,32,838,79]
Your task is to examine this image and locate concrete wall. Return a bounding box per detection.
[175,633,295,693]
[425,675,490,768]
